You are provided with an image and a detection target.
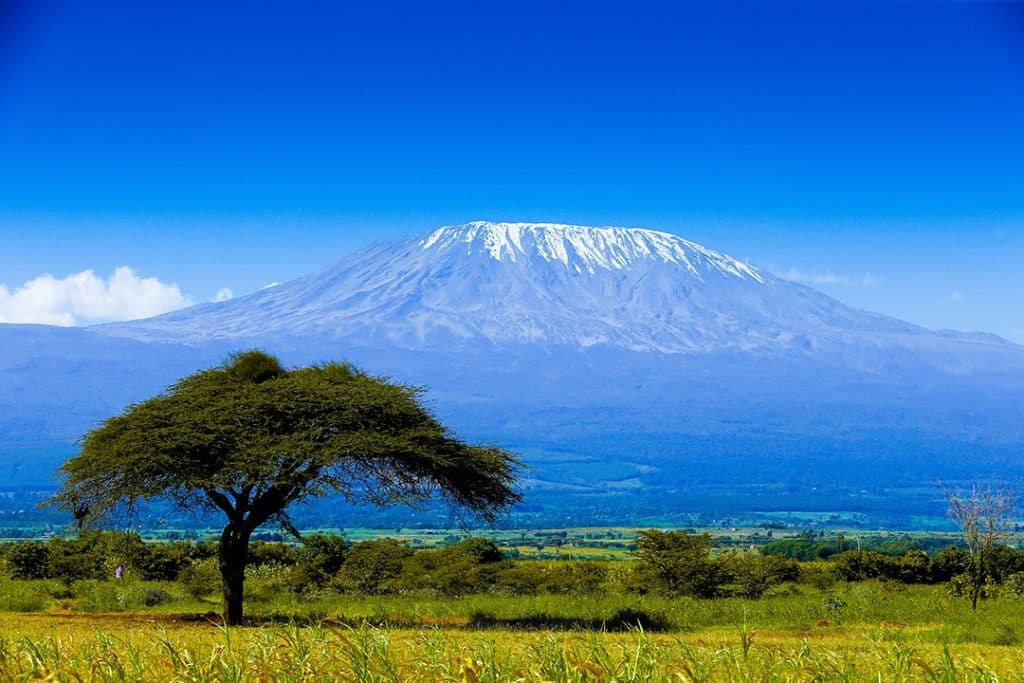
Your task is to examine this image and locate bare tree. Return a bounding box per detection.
[944,485,1017,610]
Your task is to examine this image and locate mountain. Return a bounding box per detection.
[2,222,1023,527]
[102,222,1014,367]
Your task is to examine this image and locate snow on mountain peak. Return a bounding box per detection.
[420,221,764,283]
[100,220,949,355]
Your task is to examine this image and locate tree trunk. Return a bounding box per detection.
[219,522,251,626]
[971,558,982,611]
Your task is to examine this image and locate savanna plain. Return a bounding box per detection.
[0,528,1023,681]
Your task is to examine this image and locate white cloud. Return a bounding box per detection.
[213,288,234,302]
[0,267,192,326]
[949,290,966,303]
[781,268,882,288]
[261,281,281,290]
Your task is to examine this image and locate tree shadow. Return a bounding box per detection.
[466,607,672,632]
[176,607,672,632]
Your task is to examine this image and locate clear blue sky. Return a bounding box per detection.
[1,1,1022,340]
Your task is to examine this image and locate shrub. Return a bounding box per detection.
[290,535,348,590]
[335,539,412,595]
[140,542,197,581]
[249,541,300,568]
[721,554,799,598]
[178,559,221,600]
[630,530,725,598]
[799,563,839,591]
[400,539,505,596]
[47,538,106,585]
[448,538,502,563]
[1003,572,1024,598]
[6,543,50,580]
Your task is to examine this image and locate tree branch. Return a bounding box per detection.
[205,488,238,520]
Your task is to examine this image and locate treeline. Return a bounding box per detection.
[0,531,799,599]
[761,535,955,561]
[4,530,1024,603]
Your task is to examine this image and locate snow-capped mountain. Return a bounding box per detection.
[101,221,998,362]
[3,222,1023,524]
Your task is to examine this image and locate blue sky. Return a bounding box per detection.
[1,1,1022,340]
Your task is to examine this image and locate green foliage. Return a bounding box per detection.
[496,560,611,596]
[225,349,285,383]
[632,530,725,598]
[178,559,220,600]
[448,537,502,563]
[335,539,413,595]
[720,553,800,599]
[1003,572,1024,598]
[831,549,939,584]
[761,538,843,560]
[799,562,839,591]
[249,541,300,568]
[71,579,182,613]
[53,351,522,527]
[398,538,503,596]
[139,542,199,581]
[47,537,106,585]
[5,543,50,580]
[290,534,348,589]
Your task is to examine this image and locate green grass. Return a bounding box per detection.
[2,576,1024,646]
[0,580,1023,679]
[0,614,1020,681]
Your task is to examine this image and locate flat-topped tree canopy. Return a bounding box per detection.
[51,350,521,624]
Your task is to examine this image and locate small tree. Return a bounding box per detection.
[335,539,413,594]
[632,530,725,598]
[945,485,1016,610]
[50,351,520,624]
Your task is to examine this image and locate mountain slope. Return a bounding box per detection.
[1,222,1022,524]
[100,222,1021,383]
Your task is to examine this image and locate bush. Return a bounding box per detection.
[71,580,179,612]
[721,554,799,598]
[290,535,348,590]
[399,538,505,596]
[494,560,609,596]
[6,543,50,580]
[799,563,839,591]
[178,559,220,600]
[932,546,970,582]
[448,538,502,563]
[630,530,725,598]
[140,542,198,581]
[335,539,412,595]
[249,541,300,568]
[47,538,106,585]
[1003,572,1024,598]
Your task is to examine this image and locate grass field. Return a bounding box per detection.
[0,612,1021,681]
[1,583,1024,680]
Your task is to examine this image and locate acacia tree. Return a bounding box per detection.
[51,351,521,624]
[945,485,1017,610]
